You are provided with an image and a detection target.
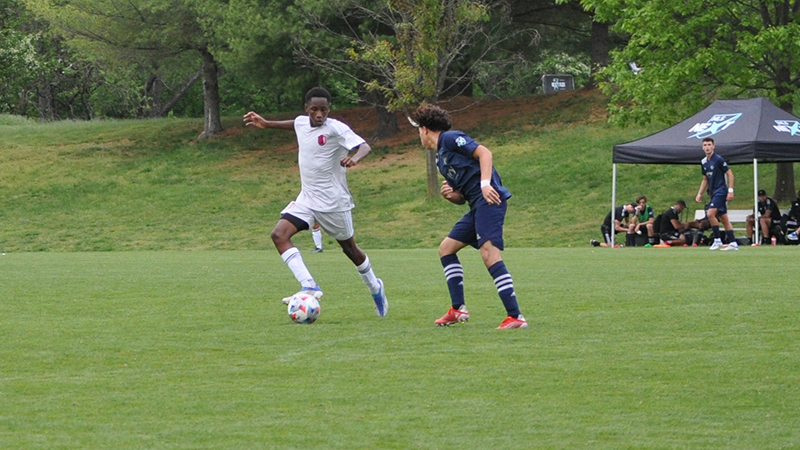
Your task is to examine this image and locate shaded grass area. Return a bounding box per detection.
[1,248,799,449]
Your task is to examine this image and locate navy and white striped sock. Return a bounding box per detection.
[489,261,520,318]
[441,254,465,308]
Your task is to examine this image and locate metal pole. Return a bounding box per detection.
[612,163,617,247]
[753,159,759,244]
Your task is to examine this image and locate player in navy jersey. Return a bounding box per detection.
[695,137,738,250]
[410,104,527,329]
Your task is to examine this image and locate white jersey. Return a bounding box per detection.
[293,115,366,212]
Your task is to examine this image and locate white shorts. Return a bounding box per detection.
[280,201,355,241]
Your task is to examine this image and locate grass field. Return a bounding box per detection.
[3,248,799,449]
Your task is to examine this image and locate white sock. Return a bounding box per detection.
[280,247,317,289]
[356,255,380,294]
[312,227,323,249]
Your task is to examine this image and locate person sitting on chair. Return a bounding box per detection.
[781,189,800,243]
[630,195,656,247]
[591,203,636,247]
[746,189,781,245]
[659,200,692,246]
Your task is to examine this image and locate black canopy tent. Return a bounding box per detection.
[609,97,800,245]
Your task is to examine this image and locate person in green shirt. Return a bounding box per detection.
[631,195,656,247]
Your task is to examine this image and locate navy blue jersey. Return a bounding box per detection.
[436,130,511,208]
[700,153,730,197]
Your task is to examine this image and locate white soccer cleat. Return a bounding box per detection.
[371,278,388,317]
[721,242,739,251]
[282,287,323,305]
[709,239,723,250]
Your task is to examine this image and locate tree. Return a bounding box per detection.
[1,0,98,119]
[512,0,616,89]
[599,0,798,200]
[27,0,223,137]
[210,0,347,115]
[293,0,538,198]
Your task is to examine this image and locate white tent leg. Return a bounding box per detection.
[611,163,617,247]
[753,159,759,244]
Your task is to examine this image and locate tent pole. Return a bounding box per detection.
[753,159,759,244]
[612,163,617,247]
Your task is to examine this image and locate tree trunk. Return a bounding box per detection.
[774,162,796,203]
[426,147,439,200]
[374,104,399,140]
[589,20,609,88]
[37,77,54,121]
[156,71,202,118]
[198,47,224,139]
[775,98,797,202]
[148,75,165,118]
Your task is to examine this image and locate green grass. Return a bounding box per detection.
[2,248,799,449]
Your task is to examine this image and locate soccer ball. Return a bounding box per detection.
[287,292,321,324]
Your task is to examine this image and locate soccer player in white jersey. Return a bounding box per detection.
[243,87,388,317]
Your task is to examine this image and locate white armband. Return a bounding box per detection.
[728,188,734,193]
[480,180,491,188]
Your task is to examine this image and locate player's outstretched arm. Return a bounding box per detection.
[243,111,295,130]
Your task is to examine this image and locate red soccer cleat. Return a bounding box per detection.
[435,305,470,326]
[497,315,528,329]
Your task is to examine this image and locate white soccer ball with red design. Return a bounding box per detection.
[287,292,321,324]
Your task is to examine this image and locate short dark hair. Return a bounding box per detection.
[676,200,687,208]
[636,195,647,203]
[702,137,714,144]
[305,87,331,105]
[412,104,452,132]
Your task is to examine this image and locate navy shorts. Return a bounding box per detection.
[448,199,507,250]
[708,192,728,214]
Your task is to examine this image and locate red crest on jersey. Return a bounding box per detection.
[318,135,327,146]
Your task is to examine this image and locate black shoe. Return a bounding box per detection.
[311,247,323,253]
[590,239,600,247]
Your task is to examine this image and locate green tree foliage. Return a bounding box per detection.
[1,0,97,119]
[599,0,799,200]
[289,0,539,198]
[290,0,539,109]
[209,0,356,114]
[0,0,39,113]
[601,0,800,122]
[27,0,225,136]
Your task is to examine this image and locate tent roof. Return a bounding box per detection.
[613,97,800,165]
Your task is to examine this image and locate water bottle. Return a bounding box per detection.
[771,236,777,246]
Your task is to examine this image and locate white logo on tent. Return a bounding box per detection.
[773,120,800,136]
[687,113,742,139]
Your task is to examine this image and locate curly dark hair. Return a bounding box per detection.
[412,104,452,132]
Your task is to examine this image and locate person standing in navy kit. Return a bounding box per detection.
[695,137,738,250]
[410,104,527,329]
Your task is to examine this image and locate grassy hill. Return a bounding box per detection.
[0,90,779,252]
